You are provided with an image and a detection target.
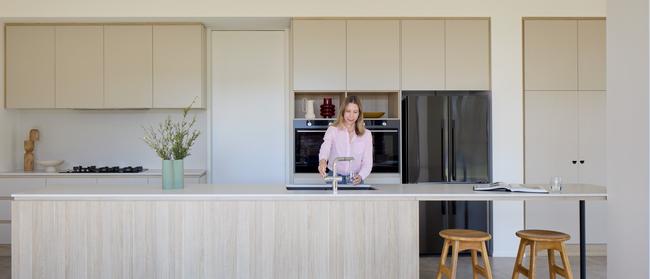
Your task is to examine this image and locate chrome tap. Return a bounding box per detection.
[326,156,354,194]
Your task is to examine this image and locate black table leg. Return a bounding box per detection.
[580,200,586,279]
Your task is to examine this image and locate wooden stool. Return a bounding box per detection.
[436,229,493,279]
[512,230,573,279]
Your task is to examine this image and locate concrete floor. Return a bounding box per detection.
[0,256,605,278]
[420,256,606,279]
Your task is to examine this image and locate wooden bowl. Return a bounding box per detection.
[363,112,385,118]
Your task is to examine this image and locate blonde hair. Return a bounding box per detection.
[333,96,366,136]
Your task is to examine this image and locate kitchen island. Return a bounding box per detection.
[11,183,606,279]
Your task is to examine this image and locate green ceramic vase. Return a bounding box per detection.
[162,160,174,190]
[173,159,184,189]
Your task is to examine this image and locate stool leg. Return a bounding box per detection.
[481,241,494,279]
[512,240,526,279]
[471,249,479,279]
[547,249,557,279]
[437,239,451,279]
[559,242,574,279]
[450,240,460,279]
[529,241,537,279]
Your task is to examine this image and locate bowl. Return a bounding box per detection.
[36,160,64,173]
[363,112,385,118]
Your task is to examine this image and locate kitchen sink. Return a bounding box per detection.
[286,184,376,191]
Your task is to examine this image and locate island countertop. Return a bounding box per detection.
[11,183,607,201]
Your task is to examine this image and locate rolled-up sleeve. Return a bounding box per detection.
[318,126,335,161]
[358,131,373,180]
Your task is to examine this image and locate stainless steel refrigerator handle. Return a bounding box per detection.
[441,125,447,182]
[451,120,456,181]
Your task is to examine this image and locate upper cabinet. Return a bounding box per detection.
[5,23,205,109]
[104,25,153,108]
[401,20,445,90]
[153,25,206,108]
[524,20,578,91]
[524,19,606,91]
[346,20,400,91]
[578,20,606,91]
[5,26,55,108]
[445,19,491,90]
[292,20,346,91]
[55,26,104,109]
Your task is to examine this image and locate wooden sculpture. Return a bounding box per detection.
[24,129,39,171]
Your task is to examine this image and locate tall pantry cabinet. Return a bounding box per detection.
[523,19,606,244]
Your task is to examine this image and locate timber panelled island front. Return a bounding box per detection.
[11,184,606,279]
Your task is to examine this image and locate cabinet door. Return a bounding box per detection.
[55,26,104,108]
[524,91,580,243]
[445,19,490,90]
[524,20,578,91]
[292,20,346,91]
[578,91,607,243]
[401,20,445,90]
[5,26,55,108]
[104,25,153,108]
[346,20,400,90]
[153,25,205,108]
[578,20,606,91]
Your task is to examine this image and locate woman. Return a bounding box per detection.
[318,96,373,185]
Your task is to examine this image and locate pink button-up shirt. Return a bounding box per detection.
[318,125,373,180]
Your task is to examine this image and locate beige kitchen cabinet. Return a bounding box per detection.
[55,26,104,109]
[153,24,205,108]
[292,20,346,91]
[5,26,56,108]
[524,90,607,244]
[104,25,153,108]
[578,20,606,91]
[401,20,445,90]
[524,91,580,184]
[445,19,491,90]
[346,20,400,91]
[524,20,578,91]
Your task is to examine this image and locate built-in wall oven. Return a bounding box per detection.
[294,119,400,173]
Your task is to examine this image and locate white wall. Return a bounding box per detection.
[11,109,208,170]
[0,21,15,172]
[607,0,649,277]
[0,0,606,256]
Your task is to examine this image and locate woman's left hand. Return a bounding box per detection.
[352,174,362,185]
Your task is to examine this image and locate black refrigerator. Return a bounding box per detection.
[401,91,492,255]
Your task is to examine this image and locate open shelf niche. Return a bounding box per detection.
[294,91,400,120]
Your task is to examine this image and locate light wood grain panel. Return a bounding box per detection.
[13,200,418,279]
[401,20,445,90]
[524,20,578,91]
[153,25,205,108]
[445,19,491,90]
[292,20,347,91]
[578,20,606,91]
[55,26,104,109]
[104,25,153,108]
[346,20,400,90]
[5,26,56,108]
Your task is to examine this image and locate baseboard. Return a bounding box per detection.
[564,244,607,256]
[0,244,9,256]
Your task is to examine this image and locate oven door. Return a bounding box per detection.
[294,129,326,173]
[369,129,400,173]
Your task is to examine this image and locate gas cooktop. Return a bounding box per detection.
[60,166,146,173]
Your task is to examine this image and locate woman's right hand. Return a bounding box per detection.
[318,160,327,178]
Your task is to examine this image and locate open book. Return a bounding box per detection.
[473,182,548,193]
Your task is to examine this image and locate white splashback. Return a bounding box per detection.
[12,109,208,170]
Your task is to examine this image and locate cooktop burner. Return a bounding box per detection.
[60,166,146,173]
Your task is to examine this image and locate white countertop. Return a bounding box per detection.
[11,183,607,201]
[0,169,207,177]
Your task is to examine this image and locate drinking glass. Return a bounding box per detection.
[349,170,357,185]
[550,176,562,192]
